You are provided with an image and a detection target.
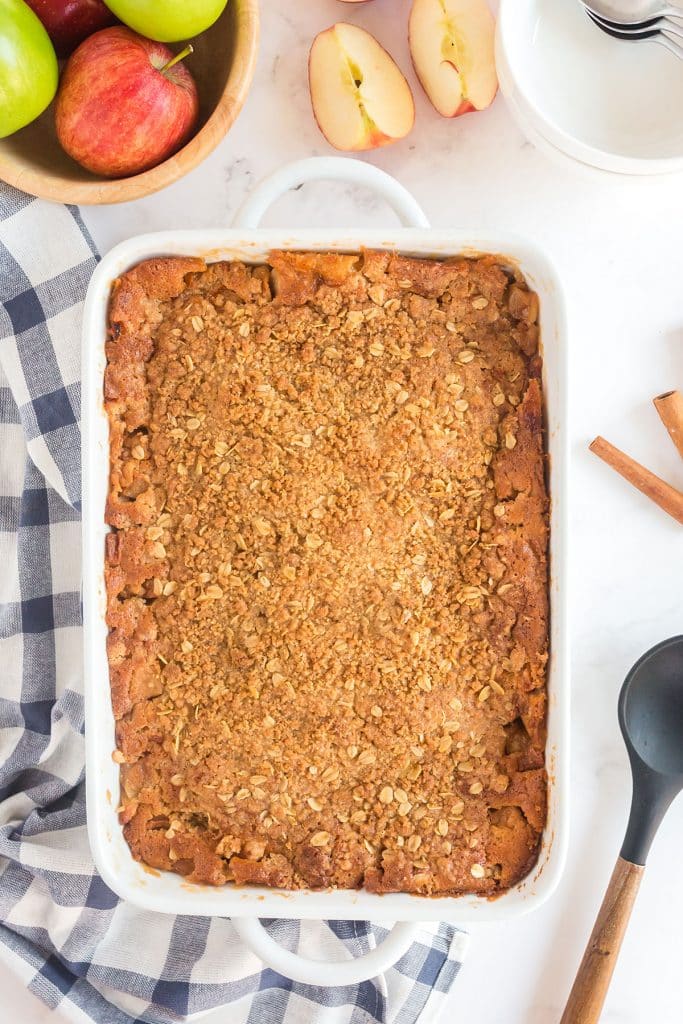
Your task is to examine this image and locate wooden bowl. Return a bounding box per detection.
[0,0,259,205]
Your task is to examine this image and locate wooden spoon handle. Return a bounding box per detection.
[560,857,644,1024]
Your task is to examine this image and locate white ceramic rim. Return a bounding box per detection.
[83,157,570,985]
[496,0,683,176]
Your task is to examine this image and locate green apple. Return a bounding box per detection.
[102,0,228,42]
[0,0,59,138]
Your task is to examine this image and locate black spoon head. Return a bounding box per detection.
[619,635,683,779]
[618,637,683,865]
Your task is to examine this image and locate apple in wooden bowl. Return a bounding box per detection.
[0,0,259,205]
[55,28,200,178]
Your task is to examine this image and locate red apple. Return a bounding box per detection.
[55,26,199,178]
[24,0,118,58]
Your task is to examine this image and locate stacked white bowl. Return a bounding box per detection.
[496,0,683,175]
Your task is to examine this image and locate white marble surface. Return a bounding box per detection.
[7,1,683,1020]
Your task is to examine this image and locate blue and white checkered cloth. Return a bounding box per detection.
[0,185,467,1023]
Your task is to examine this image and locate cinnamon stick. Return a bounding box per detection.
[589,436,683,525]
[654,390,683,460]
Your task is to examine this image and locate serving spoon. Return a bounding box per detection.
[580,0,683,25]
[561,636,683,1023]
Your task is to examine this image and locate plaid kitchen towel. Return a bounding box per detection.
[0,184,467,1024]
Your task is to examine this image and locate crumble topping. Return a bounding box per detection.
[104,249,548,894]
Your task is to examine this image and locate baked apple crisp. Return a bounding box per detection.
[104,249,548,894]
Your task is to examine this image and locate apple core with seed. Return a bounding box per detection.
[309,23,415,152]
[409,0,498,118]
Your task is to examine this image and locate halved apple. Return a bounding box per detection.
[309,23,414,151]
[409,0,497,118]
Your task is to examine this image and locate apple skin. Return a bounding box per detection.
[0,0,59,138]
[102,0,228,43]
[24,0,118,57]
[55,26,199,178]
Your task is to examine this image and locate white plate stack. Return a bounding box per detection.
[496,0,683,176]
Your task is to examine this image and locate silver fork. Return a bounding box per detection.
[590,13,683,35]
[583,6,683,58]
[579,0,683,24]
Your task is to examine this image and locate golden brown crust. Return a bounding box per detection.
[105,250,549,895]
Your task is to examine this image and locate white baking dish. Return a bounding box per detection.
[83,157,569,985]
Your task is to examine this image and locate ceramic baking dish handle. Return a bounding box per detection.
[233,157,430,230]
[231,917,420,986]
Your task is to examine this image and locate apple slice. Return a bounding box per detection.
[409,0,497,118]
[309,23,414,151]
